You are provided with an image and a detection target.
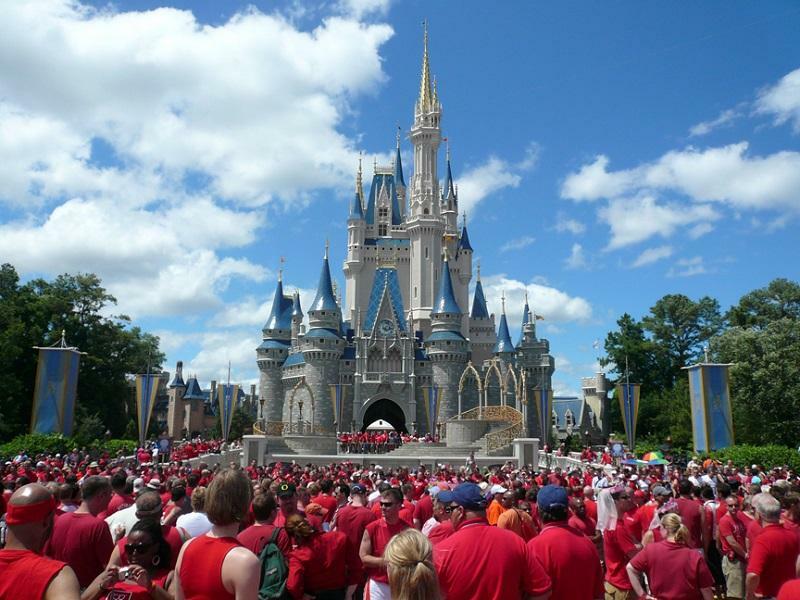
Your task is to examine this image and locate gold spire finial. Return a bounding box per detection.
[501,290,506,313]
[278,256,285,282]
[418,20,432,111]
[373,156,378,173]
[324,239,329,260]
[446,137,450,162]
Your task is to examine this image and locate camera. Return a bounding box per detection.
[117,566,133,581]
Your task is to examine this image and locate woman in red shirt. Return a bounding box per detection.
[627,513,715,600]
[174,469,260,600]
[284,514,359,600]
[100,519,172,600]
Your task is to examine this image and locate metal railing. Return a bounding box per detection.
[485,421,524,453]
[453,404,522,424]
[266,421,286,436]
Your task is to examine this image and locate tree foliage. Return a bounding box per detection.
[0,264,165,439]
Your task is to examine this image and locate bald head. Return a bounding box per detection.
[5,483,57,552]
[135,491,162,518]
[9,482,54,507]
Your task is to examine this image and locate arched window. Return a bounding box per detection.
[564,409,574,429]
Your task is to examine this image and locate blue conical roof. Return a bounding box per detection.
[183,376,204,400]
[517,301,530,346]
[494,312,515,354]
[433,256,461,315]
[471,279,489,319]
[263,278,293,332]
[444,158,456,200]
[292,292,303,319]
[350,191,364,219]
[458,224,473,251]
[394,142,405,187]
[310,254,339,312]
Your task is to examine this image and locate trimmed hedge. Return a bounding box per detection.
[710,444,800,472]
[0,433,138,460]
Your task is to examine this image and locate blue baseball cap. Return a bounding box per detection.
[440,482,487,511]
[537,484,569,509]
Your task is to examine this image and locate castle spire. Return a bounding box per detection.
[470,268,489,319]
[394,126,405,187]
[494,292,514,354]
[518,291,530,346]
[433,251,461,315]
[351,161,364,218]
[418,20,433,112]
[309,245,338,312]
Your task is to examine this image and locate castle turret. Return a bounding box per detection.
[257,268,293,429]
[291,290,303,347]
[517,292,530,348]
[468,264,496,366]
[424,252,468,429]
[394,128,406,215]
[515,297,555,440]
[454,213,472,337]
[493,293,515,360]
[167,360,187,438]
[441,145,458,233]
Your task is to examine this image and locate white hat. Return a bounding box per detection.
[367,490,381,503]
[133,478,145,492]
[477,481,489,492]
[490,484,507,495]
[146,478,161,490]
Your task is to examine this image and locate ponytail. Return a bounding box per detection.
[660,513,689,545]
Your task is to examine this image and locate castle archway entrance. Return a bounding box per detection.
[361,398,407,433]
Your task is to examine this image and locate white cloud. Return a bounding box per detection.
[667,256,707,278]
[500,236,535,253]
[554,213,586,235]
[689,107,742,137]
[688,222,714,239]
[598,196,720,250]
[756,67,800,133]
[631,245,673,268]
[210,286,316,328]
[182,329,263,388]
[562,143,800,213]
[564,243,588,269]
[336,0,392,19]
[480,274,592,327]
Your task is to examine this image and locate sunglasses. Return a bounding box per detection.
[380,502,397,508]
[444,504,461,514]
[125,542,154,554]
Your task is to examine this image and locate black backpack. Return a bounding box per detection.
[258,527,289,600]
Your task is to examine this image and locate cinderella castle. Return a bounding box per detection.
[253,29,605,454]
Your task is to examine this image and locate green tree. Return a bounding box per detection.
[726,278,800,330]
[0,264,165,438]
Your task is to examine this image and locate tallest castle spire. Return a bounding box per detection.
[418,20,433,112]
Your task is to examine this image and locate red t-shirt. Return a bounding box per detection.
[100,570,169,600]
[602,520,638,590]
[427,520,454,546]
[310,494,338,523]
[675,497,703,549]
[747,523,800,597]
[179,535,239,600]
[568,513,597,538]
[434,517,551,600]
[364,518,409,584]
[528,523,603,600]
[46,511,114,588]
[0,549,66,600]
[584,498,598,522]
[778,579,800,600]
[413,495,433,527]
[747,518,763,549]
[237,523,292,557]
[629,540,714,600]
[634,502,658,540]
[718,512,747,557]
[104,492,135,518]
[286,531,360,599]
[334,504,377,553]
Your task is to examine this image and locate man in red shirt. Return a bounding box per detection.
[434,482,551,600]
[101,471,134,519]
[529,485,603,600]
[360,488,409,600]
[311,479,338,524]
[569,494,602,548]
[583,485,598,522]
[412,486,434,530]
[237,491,291,556]
[45,475,114,588]
[632,485,672,541]
[719,494,748,600]
[599,486,641,599]
[274,482,304,527]
[675,478,706,551]
[746,493,800,599]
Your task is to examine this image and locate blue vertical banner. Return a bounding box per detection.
[329,384,346,431]
[31,348,81,436]
[135,374,161,446]
[533,388,552,447]
[685,363,734,452]
[422,385,442,435]
[616,383,641,450]
[218,383,239,441]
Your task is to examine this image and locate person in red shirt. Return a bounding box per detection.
[746,493,800,599]
[45,475,114,588]
[284,514,359,600]
[716,496,747,600]
[568,494,602,548]
[310,479,339,525]
[598,485,640,599]
[237,491,292,557]
[360,488,410,600]
[583,485,598,522]
[101,471,134,520]
[778,579,800,600]
[631,485,671,542]
[0,483,114,600]
[528,485,603,600]
[274,482,304,527]
[627,513,715,600]
[412,487,434,530]
[675,478,706,551]
[434,482,551,600]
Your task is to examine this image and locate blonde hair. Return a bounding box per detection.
[284,514,315,540]
[205,469,251,526]
[660,512,690,545]
[384,529,441,600]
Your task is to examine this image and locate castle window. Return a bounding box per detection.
[424,208,429,215]
[424,247,428,259]
[378,207,388,219]
[378,223,387,236]
[565,409,574,428]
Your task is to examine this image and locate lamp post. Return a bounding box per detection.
[298,399,304,434]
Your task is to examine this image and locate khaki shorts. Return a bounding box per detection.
[722,555,745,598]
[604,581,635,600]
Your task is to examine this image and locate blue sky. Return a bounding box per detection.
[1,1,799,397]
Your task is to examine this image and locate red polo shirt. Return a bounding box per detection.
[286,531,359,599]
[237,523,292,557]
[747,523,800,598]
[427,520,454,546]
[528,522,603,600]
[718,512,747,556]
[434,517,551,600]
[778,579,800,600]
[602,520,638,590]
[45,511,114,588]
[413,494,433,527]
[675,497,703,549]
[334,504,377,552]
[364,518,409,584]
[630,540,714,599]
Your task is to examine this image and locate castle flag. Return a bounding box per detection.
[329,384,346,430]
[616,383,640,450]
[533,388,552,446]
[135,373,161,446]
[422,385,442,436]
[218,383,239,441]
[684,363,734,452]
[30,347,81,436]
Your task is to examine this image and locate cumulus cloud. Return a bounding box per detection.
[756,67,800,133]
[564,243,588,269]
[554,213,586,235]
[210,286,317,328]
[479,274,592,329]
[336,0,392,19]
[500,236,535,253]
[631,245,673,268]
[667,256,707,278]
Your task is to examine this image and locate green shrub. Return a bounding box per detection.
[710,444,800,471]
[0,433,75,458]
[96,439,138,457]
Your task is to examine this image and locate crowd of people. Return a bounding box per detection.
[1,441,799,599]
[336,431,439,454]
